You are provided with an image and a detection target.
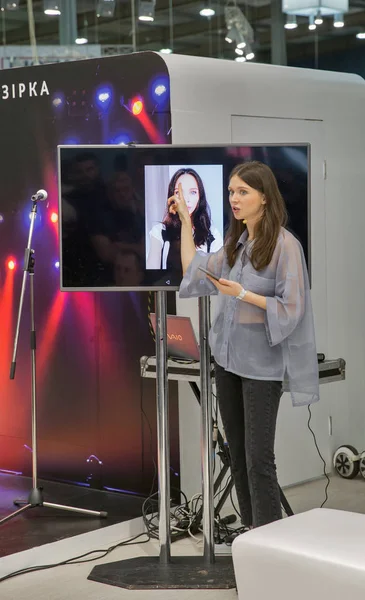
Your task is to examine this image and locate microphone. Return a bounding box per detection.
[31,189,48,202]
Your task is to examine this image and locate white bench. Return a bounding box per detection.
[232,508,365,600]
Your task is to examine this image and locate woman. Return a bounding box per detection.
[146,168,223,270]
[173,161,319,530]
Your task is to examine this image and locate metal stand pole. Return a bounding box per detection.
[89,294,235,590]
[0,196,107,526]
[199,296,214,563]
[155,291,171,563]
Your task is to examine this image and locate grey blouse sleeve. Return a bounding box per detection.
[179,247,225,298]
[265,234,306,347]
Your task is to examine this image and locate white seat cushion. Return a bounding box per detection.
[232,508,365,600]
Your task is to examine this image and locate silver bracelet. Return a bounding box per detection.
[236,287,248,301]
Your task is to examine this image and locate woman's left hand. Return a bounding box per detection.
[207,276,243,297]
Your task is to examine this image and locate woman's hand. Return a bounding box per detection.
[168,183,190,223]
[207,276,243,297]
[207,276,267,310]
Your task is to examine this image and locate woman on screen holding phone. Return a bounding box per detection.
[173,161,319,530]
[146,168,223,270]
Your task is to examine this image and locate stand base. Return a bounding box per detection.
[0,486,108,525]
[88,555,235,590]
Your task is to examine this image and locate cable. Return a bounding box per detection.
[0,531,151,583]
[307,405,330,508]
[229,486,241,520]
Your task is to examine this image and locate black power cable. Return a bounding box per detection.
[307,405,330,508]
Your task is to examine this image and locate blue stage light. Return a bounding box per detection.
[154,84,167,96]
[95,85,113,110]
[63,137,80,145]
[150,76,169,105]
[55,261,60,269]
[109,132,131,145]
[52,91,65,109]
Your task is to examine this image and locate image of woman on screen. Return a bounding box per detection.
[146,168,223,270]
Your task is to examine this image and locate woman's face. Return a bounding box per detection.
[174,173,200,215]
[228,175,265,222]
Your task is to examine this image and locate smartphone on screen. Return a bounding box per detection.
[198,266,220,281]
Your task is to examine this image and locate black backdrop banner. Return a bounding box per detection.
[0,52,180,497]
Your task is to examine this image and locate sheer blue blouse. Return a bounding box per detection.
[179,228,319,407]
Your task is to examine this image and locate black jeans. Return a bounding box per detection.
[214,362,283,528]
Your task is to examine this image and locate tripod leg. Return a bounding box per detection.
[43,502,108,518]
[0,504,33,525]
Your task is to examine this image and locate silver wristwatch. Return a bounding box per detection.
[236,287,248,301]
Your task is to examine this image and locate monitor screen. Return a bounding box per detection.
[58,144,309,291]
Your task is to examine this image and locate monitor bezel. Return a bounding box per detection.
[57,143,311,292]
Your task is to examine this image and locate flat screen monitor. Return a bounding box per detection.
[58,144,310,291]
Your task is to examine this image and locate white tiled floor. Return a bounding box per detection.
[1,474,365,600]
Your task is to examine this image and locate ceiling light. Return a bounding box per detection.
[314,11,323,25]
[138,0,155,21]
[356,31,365,39]
[75,36,88,44]
[333,12,344,27]
[245,42,254,60]
[96,0,116,17]
[160,48,172,54]
[200,7,215,17]
[308,15,316,30]
[284,14,298,29]
[43,0,60,15]
[1,0,19,9]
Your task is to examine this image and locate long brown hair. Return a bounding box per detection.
[225,161,288,270]
[163,168,211,247]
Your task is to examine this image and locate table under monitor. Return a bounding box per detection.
[140,357,346,525]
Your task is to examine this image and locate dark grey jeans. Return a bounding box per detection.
[214,362,283,528]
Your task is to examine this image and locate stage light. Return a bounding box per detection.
[7,259,16,271]
[151,76,169,105]
[98,92,110,103]
[235,56,246,62]
[0,214,4,223]
[356,30,365,39]
[43,0,61,15]
[246,51,255,60]
[132,99,144,115]
[314,11,323,24]
[50,212,58,223]
[75,36,88,44]
[95,85,113,110]
[109,130,131,144]
[154,84,167,96]
[235,47,244,55]
[160,48,172,54]
[54,261,60,269]
[52,93,64,108]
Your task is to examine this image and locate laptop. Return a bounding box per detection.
[149,314,200,361]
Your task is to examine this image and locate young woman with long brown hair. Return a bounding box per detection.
[172,161,319,530]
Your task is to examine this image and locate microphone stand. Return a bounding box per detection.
[0,194,107,525]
